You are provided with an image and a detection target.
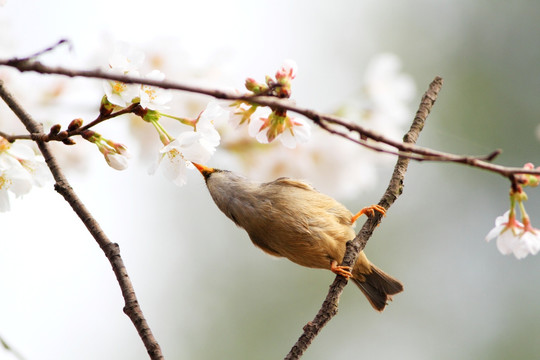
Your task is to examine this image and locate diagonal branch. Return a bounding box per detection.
[284,76,442,360]
[0,81,164,360]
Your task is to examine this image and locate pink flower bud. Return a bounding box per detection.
[275,59,298,80]
[245,77,265,93]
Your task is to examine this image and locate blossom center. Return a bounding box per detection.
[112,81,127,95]
[0,174,11,190]
[166,148,184,162]
[142,86,157,100]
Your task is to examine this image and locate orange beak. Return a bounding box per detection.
[191,162,215,178]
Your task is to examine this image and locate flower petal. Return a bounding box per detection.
[496,230,519,255]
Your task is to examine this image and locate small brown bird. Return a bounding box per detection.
[192,162,403,311]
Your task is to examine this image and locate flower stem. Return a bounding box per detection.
[159,112,196,128]
[150,119,173,145]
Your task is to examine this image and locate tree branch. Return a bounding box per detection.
[0,81,164,360]
[2,58,538,179]
[284,76,442,360]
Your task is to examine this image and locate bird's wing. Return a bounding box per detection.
[267,177,315,191]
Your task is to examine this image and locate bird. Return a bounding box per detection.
[192,162,403,311]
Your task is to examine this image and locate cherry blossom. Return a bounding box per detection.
[103,43,145,107]
[149,101,223,186]
[108,42,145,73]
[139,70,172,111]
[194,101,226,149]
[248,114,310,149]
[275,59,298,81]
[103,70,140,108]
[485,211,540,259]
[0,139,50,211]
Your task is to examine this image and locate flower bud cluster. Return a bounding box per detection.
[230,60,310,149]
[84,131,131,171]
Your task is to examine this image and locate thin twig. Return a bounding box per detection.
[0,103,140,143]
[78,103,141,133]
[284,76,442,360]
[14,39,71,62]
[0,334,26,360]
[0,81,164,360]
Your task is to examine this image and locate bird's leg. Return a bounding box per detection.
[351,204,386,224]
[331,260,353,279]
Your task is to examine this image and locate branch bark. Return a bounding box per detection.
[284,76,443,360]
[0,81,164,360]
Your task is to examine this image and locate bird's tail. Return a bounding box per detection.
[352,263,403,312]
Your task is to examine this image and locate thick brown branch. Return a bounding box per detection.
[0,81,164,360]
[284,76,442,360]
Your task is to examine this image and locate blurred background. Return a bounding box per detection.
[1,1,540,359]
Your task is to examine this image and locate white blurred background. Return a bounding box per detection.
[1,1,540,359]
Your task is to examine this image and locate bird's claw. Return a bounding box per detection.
[331,261,353,280]
[351,204,386,224]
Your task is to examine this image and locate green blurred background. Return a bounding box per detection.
[1,1,540,359]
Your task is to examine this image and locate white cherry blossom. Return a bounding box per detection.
[150,101,223,186]
[108,42,145,73]
[485,211,540,259]
[103,70,140,107]
[139,70,172,111]
[0,139,50,211]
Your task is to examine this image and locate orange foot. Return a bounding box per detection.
[351,204,386,224]
[331,260,353,280]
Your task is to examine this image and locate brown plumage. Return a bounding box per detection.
[193,163,403,311]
